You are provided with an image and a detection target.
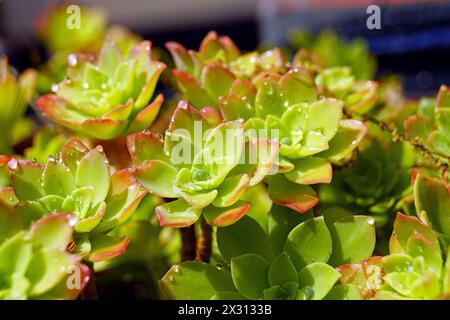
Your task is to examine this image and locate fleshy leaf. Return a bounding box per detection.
[298,263,341,300]
[160,261,235,300]
[156,199,202,227]
[132,160,178,198]
[231,253,269,299]
[284,216,332,271]
[268,175,318,213]
[75,146,110,205]
[328,216,376,266]
[268,252,298,286]
[217,215,273,263]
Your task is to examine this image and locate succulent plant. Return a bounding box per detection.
[404,85,450,161]
[166,31,288,109]
[36,40,166,140]
[413,173,450,239]
[218,70,367,212]
[24,127,73,164]
[315,66,379,114]
[288,28,377,80]
[338,213,450,299]
[0,206,90,300]
[319,124,415,229]
[36,4,106,54]
[160,205,376,300]
[4,139,147,262]
[0,57,36,155]
[128,101,278,227]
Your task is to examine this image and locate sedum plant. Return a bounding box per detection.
[160,205,376,300]
[0,206,90,300]
[36,4,107,54]
[219,70,366,212]
[319,124,415,229]
[288,28,377,80]
[0,57,36,155]
[36,40,166,140]
[3,139,147,262]
[338,213,450,299]
[404,85,450,162]
[128,101,278,227]
[167,31,288,109]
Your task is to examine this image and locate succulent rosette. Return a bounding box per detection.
[36,4,106,54]
[160,205,376,300]
[0,57,36,154]
[288,28,377,80]
[4,140,147,262]
[404,85,450,161]
[338,213,450,299]
[319,124,416,229]
[128,101,278,227]
[166,31,288,109]
[219,69,367,213]
[0,205,90,300]
[36,40,166,140]
[315,66,379,114]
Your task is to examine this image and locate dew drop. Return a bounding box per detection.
[67,54,78,67]
[7,159,17,170]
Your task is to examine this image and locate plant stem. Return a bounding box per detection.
[196,217,213,263]
[180,225,197,261]
[81,261,98,300]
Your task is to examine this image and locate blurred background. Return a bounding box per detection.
[1,0,449,96]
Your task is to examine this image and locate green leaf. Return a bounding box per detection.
[268,252,298,286]
[25,250,73,297]
[298,263,341,300]
[0,204,22,243]
[29,214,74,252]
[201,63,235,101]
[97,40,123,77]
[41,160,75,197]
[414,174,450,236]
[217,215,273,263]
[279,68,317,104]
[284,157,332,185]
[268,174,318,214]
[75,147,110,205]
[132,160,178,198]
[436,106,450,135]
[284,216,332,270]
[319,119,367,162]
[268,203,314,255]
[391,213,440,254]
[213,174,249,207]
[328,216,376,267]
[231,253,269,299]
[324,284,362,300]
[255,81,287,118]
[203,201,251,227]
[60,140,89,176]
[0,232,32,275]
[306,99,343,140]
[156,198,202,227]
[11,160,44,201]
[160,261,236,300]
[406,232,442,276]
[127,132,168,164]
